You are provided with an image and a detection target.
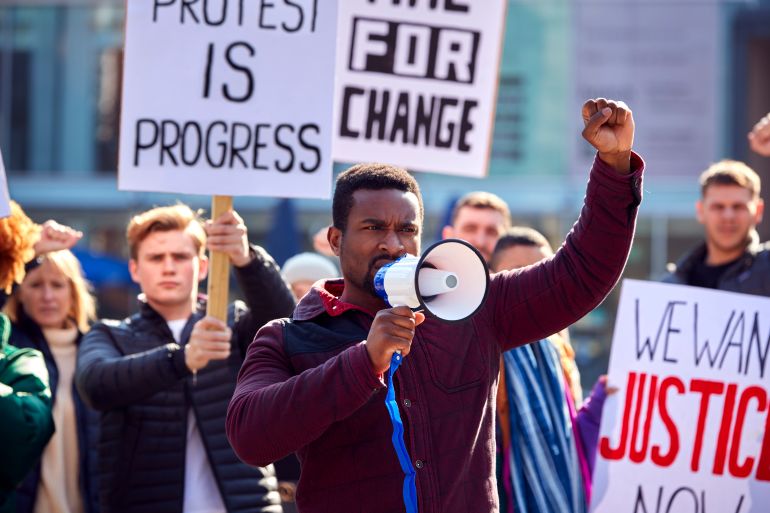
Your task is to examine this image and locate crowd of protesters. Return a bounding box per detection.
[0,109,768,513]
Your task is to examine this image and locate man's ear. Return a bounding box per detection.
[695,200,704,225]
[755,198,765,225]
[441,225,454,240]
[128,259,140,284]
[328,226,343,257]
[198,254,209,282]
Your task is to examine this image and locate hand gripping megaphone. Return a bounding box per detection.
[373,239,489,322]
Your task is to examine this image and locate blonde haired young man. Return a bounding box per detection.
[77,204,294,513]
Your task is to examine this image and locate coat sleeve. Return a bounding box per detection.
[576,378,608,476]
[483,152,644,351]
[226,320,384,467]
[232,245,296,355]
[0,347,55,489]
[75,322,189,411]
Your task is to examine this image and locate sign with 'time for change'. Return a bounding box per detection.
[118,0,337,199]
[333,0,507,178]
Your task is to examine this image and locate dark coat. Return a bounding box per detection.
[76,247,295,513]
[9,309,100,513]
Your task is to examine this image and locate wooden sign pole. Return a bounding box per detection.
[206,195,232,321]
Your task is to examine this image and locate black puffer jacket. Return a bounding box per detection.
[663,231,770,296]
[9,310,100,513]
[76,247,295,513]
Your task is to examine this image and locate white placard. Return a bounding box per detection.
[118,1,337,199]
[0,148,10,218]
[591,280,770,513]
[571,2,720,180]
[333,0,507,177]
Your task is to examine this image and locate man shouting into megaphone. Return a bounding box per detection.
[227,98,642,513]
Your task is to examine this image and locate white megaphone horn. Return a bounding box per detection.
[373,239,489,322]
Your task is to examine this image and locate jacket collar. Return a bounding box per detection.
[671,230,761,277]
[293,279,375,321]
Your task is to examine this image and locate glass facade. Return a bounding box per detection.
[0,4,123,175]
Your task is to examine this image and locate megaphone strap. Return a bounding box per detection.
[386,352,419,513]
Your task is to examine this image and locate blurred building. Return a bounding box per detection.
[2,0,769,387]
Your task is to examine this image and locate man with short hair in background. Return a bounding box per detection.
[76,204,295,513]
[664,160,770,294]
[442,191,512,263]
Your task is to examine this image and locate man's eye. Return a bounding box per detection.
[400,227,417,233]
[365,225,381,230]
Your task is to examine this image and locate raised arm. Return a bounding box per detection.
[485,98,643,349]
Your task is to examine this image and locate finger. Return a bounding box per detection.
[606,386,620,396]
[595,98,608,112]
[199,349,231,361]
[615,101,630,126]
[190,340,232,353]
[582,107,611,140]
[193,331,233,344]
[380,312,420,331]
[386,326,417,343]
[581,100,598,126]
[388,305,418,318]
[207,233,244,246]
[603,100,618,125]
[212,210,242,225]
[414,312,426,326]
[206,223,245,236]
[196,316,229,331]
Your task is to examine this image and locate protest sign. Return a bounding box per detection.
[591,280,770,513]
[333,0,507,177]
[0,148,10,218]
[118,0,337,199]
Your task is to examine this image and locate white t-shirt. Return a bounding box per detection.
[167,319,226,513]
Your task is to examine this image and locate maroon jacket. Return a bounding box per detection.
[227,154,644,513]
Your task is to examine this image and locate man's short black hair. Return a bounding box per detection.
[332,163,424,232]
[490,226,552,270]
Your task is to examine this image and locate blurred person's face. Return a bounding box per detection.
[329,189,421,305]
[696,184,764,262]
[492,245,551,273]
[19,260,73,329]
[443,207,506,263]
[290,280,314,301]
[129,230,208,319]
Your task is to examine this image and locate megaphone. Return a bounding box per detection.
[373,239,489,322]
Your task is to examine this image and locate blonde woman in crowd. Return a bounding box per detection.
[4,240,99,513]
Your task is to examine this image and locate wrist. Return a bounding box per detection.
[598,150,632,174]
[231,246,254,268]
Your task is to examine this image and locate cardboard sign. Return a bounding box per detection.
[333,0,507,177]
[118,0,338,199]
[591,280,770,513]
[0,148,10,218]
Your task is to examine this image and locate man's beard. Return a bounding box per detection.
[344,250,396,300]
